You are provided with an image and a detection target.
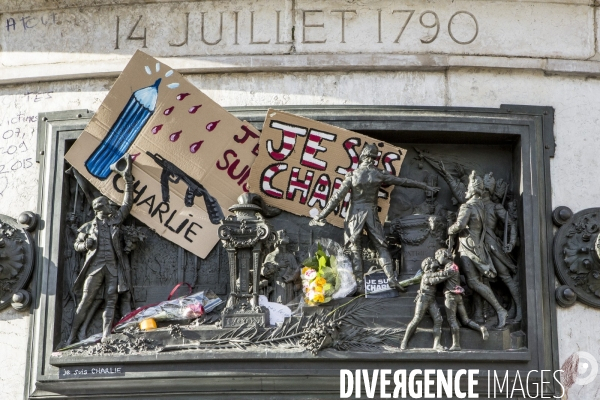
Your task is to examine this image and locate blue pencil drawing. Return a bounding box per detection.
[85,78,161,179]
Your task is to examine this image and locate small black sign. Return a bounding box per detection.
[364,270,399,298]
[59,366,125,379]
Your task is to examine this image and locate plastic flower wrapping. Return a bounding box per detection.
[301,239,357,305]
[113,291,223,332]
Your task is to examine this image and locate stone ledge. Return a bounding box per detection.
[3,54,600,85]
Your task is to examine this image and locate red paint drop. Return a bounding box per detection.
[206,120,220,131]
[151,124,163,134]
[131,152,140,162]
[177,93,190,101]
[190,141,204,153]
[169,130,182,142]
[164,106,174,115]
[188,105,202,114]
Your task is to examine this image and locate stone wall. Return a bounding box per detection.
[1,1,600,399]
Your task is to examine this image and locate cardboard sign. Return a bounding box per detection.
[65,51,260,258]
[248,110,406,228]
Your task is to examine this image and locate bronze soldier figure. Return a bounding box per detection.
[400,256,455,350]
[482,172,522,322]
[66,155,134,344]
[434,248,489,351]
[448,172,508,329]
[311,144,439,291]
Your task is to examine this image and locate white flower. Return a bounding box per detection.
[302,268,317,281]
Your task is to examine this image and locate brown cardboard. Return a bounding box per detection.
[65,51,260,258]
[248,109,407,228]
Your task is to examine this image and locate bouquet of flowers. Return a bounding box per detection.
[301,239,356,305]
[113,290,222,332]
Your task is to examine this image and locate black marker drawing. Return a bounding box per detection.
[146,151,224,224]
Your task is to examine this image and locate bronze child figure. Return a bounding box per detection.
[400,256,455,351]
[66,154,134,345]
[311,143,439,292]
[434,248,489,351]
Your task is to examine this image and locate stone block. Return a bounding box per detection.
[0,0,594,70]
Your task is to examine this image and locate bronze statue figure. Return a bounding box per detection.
[448,172,508,329]
[400,256,455,350]
[262,230,301,305]
[66,154,134,345]
[482,172,522,322]
[435,248,489,351]
[311,144,439,292]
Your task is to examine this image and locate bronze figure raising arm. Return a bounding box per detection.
[382,173,439,192]
[312,173,352,224]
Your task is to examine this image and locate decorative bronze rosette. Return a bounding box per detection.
[553,206,600,308]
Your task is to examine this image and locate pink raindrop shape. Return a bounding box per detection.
[206,120,220,132]
[131,152,140,162]
[176,93,190,101]
[163,106,174,115]
[190,141,204,153]
[151,124,163,134]
[169,130,182,142]
[188,105,202,114]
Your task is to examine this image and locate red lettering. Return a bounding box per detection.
[286,167,314,204]
[336,138,361,175]
[217,149,237,170]
[308,174,331,208]
[266,121,307,161]
[260,163,288,198]
[237,168,251,192]
[382,151,402,175]
[227,159,249,180]
[234,125,260,144]
[217,148,251,188]
[300,129,336,171]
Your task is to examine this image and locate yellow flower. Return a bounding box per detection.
[301,267,310,274]
[313,294,325,303]
[315,285,324,293]
[315,277,327,286]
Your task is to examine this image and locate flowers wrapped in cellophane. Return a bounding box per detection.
[301,239,357,305]
[113,290,222,332]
